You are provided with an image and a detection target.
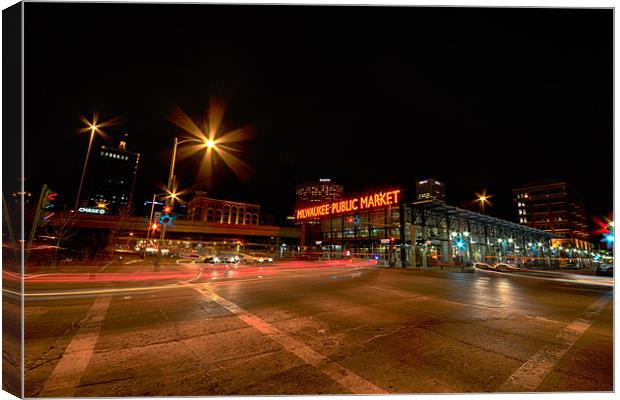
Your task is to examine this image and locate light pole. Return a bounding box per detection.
[74,113,119,210]
[154,137,214,268]
[75,126,96,210]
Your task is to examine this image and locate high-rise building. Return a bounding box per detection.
[295,179,344,210]
[512,181,591,249]
[81,134,140,213]
[295,179,344,246]
[416,178,446,202]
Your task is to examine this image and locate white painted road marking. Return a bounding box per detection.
[190,283,387,394]
[499,291,612,392]
[98,260,116,272]
[40,295,112,397]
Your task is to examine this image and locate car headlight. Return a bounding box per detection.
[213,257,219,263]
[258,258,264,262]
[268,258,273,262]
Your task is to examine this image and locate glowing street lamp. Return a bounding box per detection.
[168,101,252,187]
[166,136,214,202]
[474,190,493,214]
[74,113,120,210]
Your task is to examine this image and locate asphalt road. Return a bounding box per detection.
[16,260,613,396]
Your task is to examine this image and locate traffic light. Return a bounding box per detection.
[151,222,160,231]
[353,214,360,225]
[41,189,57,210]
[39,188,57,227]
[160,204,173,225]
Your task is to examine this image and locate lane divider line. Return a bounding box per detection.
[189,283,387,395]
[39,295,112,397]
[498,291,612,392]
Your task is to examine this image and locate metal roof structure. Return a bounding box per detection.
[408,200,557,238]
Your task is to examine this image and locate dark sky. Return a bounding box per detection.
[23,3,613,223]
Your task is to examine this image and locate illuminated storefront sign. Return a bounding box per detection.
[78,207,106,214]
[295,189,400,220]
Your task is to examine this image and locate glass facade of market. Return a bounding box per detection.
[313,199,557,267]
[319,204,407,264]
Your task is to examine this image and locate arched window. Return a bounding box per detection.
[231,205,238,224]
[245,213,252,225]
[238,207,246,224]
[223,204,231,224]
[252,213,259,225]
[215,210,223,224]
[206,208,214,222]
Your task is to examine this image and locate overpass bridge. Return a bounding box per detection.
[68,213,301,241]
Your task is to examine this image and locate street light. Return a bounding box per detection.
[168,102,253,186]
[166,136,215,197]
[74,113,120,210]
[154,137,210,268]
[474,190,493,214]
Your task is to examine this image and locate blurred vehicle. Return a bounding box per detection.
[202,255,220,264]
[595,263,614,277]
[474,262,491,270]
[560,261,581,269]
[176,254,214,264]
[493,263,514,272]
[243,252,273,264]
[218,252,240,264]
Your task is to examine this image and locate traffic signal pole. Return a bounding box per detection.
[155,137,179,270]
[25,184,47,266]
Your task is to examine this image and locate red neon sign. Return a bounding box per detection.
[295,189,401,220]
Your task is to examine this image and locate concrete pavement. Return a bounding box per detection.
[20,261,613,396]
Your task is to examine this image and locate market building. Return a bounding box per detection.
[295,187,556,267]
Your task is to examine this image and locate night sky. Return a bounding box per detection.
[23,4,612,224]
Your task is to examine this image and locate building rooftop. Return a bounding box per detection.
[410,199,557,238]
